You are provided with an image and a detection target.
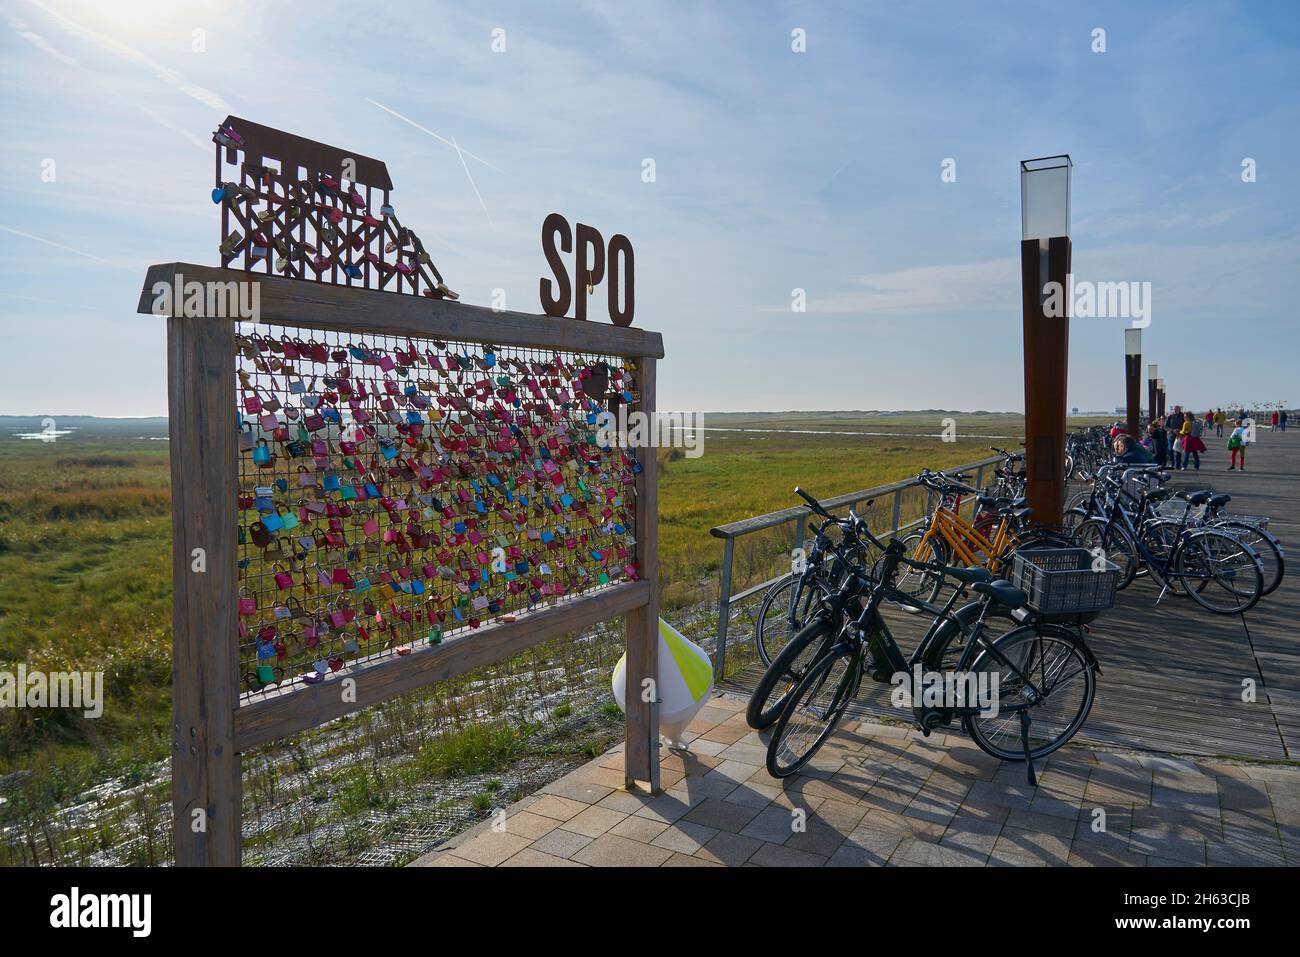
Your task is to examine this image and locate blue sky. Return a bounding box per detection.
[1,0,1296,416]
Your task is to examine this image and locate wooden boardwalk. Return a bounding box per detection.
[417,430,1300,868]
[722,429,1300,761]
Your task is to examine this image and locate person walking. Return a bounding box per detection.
[1282,409,1289,432]
[1167,406,1185,468]
[1214,408,1227,437]
[1227,419,1249,470]
[1184,413,1206,470]
[1271,410,1280,432]
[1148,419,1169,467]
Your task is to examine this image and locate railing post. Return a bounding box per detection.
[714,536,735,682]
[891,488,903,535]
[793,515,807,555]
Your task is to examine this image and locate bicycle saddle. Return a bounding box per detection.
[972,580,1028,608]
[1182,490,1212,506]
[1208,493,1231,508]
[1006,506,1033,520]
[1147,488,1174,503]
[944,566,994,585]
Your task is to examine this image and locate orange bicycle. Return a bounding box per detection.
[895,469,1072,606]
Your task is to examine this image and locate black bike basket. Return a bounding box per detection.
[1010,548,1119,616]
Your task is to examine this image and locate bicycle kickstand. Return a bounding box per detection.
[1019,710,1037,787]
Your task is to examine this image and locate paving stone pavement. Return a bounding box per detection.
[413,694,1300,867]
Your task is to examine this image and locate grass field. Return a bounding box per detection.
[0,410,1108,863]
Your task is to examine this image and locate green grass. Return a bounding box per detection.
[412,720,536,778]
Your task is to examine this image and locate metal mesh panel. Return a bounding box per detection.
[234,321,642,698]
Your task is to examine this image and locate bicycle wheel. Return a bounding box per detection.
[766,645,861,778]
[1062,507,1090,532]
[1173,528,1264,615]
[1075,518,1138,589]
[754,572,830,667]
[895,532,948,609]
[747,617,836,730]
[1213,521,1284,596]
[1137,519,1187,593]
[963,626,1095,761]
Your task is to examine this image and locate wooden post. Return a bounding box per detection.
[1020,236,1071,525]
[168,316,241,866]
[1148,376,1158,424]
[624,357,660,792]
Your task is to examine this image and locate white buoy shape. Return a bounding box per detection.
[612,618,714,749]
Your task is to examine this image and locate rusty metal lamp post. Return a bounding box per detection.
[1148,363,1159,423]
[1019,155,1072,524]
[1157,378,1166,419]
[1125,328,1142,438]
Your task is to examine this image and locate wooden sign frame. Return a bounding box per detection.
[139,263,664,866]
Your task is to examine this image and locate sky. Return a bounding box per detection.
[0,0,1296,417]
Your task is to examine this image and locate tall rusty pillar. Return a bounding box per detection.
[1124,328,1142,438]
[1020,236,1071,524]
[1148,364,1158,423]
[1157,381,1166,419]
[1019,154,1073,527]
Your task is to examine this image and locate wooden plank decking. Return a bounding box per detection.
[721,429,1300,761]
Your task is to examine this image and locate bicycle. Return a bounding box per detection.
[1163,490,1285,597]
[752,512,875,669]
[746,490,1018,730]
[1074,468,1265,615]
[766,490,1099,785]
[896,469,1075,606]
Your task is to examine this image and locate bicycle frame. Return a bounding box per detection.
[915,504,1016,573]
[813,553,1049,724]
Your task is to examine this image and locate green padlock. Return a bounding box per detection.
[428,629,443,645]
[256,664,276,684]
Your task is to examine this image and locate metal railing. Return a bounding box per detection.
[706,454,1002,680]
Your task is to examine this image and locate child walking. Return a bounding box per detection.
[1227,419,1249,471]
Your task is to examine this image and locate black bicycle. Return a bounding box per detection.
[1074,468,1265,615]
[766,490,1099,785]
[752,512,872,669]
[746,492,1016,730]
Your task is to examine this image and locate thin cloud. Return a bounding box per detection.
[450,135,494,230]
[0,225,111,264]
[7,14,75,65]
[21,0,232,113]
[365,98,503,173]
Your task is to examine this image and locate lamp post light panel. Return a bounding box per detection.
[1020,155,1073,241]
[1149,364,1158,380]
[1125,328,1142,356]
